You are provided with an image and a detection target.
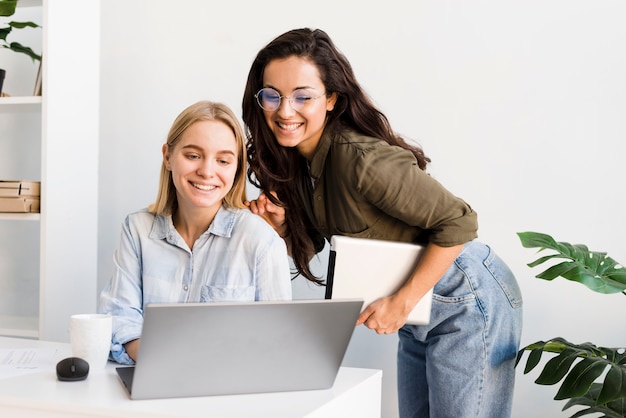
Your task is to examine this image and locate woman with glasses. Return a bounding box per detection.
[98,101,292,365]
[242,28,522,418]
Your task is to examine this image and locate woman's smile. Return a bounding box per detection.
[190,182,217,192]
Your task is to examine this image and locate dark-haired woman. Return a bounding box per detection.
[243,28,522,418]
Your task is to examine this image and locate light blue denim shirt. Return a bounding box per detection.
[98,206,292,365]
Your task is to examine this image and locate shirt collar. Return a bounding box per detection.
[308,128,333,181]
[149,205,238,241]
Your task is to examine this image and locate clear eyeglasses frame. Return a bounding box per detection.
[254,87,326,112]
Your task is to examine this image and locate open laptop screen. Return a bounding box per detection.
[116,299,363,400]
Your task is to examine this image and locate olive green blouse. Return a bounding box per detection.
[295,127,478,247]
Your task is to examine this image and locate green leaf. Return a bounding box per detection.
[523,346,545,373]
[535,349,581,385]
[0,0,18,17]
[564,383,626,417]
[526,253,563,268]
[517,231,626,294]
[556,358,607,399]
[0,25,10,41]
[8,20,40,29]
[518,231,560,251]
[517,338,626,409]
[5,41,41,61]
[598,364,626,405]
[536,261,578,281]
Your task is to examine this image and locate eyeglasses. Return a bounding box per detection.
[255,87,326,112]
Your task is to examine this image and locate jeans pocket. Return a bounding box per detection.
[483,246,523,309]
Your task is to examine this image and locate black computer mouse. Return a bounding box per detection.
[56,357,89,381]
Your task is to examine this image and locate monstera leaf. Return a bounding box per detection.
[516,232,626,417]
[518,231,626,294]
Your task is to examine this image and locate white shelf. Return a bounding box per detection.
[0,96,42,112]
[16,0,42,7]
[0,96,42,105]
[0,213,40,221]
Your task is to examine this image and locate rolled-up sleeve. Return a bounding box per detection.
[98,215,144,365]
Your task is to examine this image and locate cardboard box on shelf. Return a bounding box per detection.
[0,196,40,213]
[0,181,41,197]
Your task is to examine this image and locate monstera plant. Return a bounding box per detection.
[516,231,626,417]
[0,0,41,62]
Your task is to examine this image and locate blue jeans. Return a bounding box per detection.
[398,241,523,418]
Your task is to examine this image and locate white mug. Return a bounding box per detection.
[70,314,112,371]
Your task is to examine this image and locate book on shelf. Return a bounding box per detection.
[0,180,40,213]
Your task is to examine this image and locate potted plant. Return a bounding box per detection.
[0,0,41,95]
[516,231,626,417]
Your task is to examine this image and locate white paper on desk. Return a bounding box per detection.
[0,348,59,380]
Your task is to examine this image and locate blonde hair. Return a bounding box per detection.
[148,101,247,215]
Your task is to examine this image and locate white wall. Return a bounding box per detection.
[99,1,626,417]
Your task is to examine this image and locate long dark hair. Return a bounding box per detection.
[242,28,430,284]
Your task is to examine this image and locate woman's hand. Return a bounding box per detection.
[246,191,287,237]
[356,242,464,334]
[356,293,415,334]
[124,338,140,361]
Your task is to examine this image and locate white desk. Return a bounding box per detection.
[0,337,382,418]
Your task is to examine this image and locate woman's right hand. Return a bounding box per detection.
[246,191,287,237]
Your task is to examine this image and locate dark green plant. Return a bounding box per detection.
[516,231,626,417]
[0,0,41,62]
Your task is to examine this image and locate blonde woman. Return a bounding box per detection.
[99,101,291,365]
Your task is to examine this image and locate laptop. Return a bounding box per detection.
[325,235,433,325]
[116,299,363,400]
